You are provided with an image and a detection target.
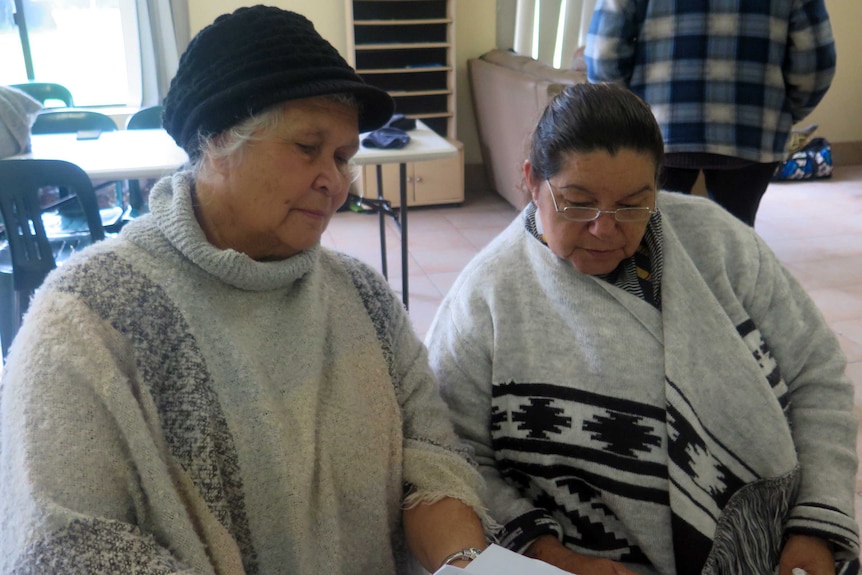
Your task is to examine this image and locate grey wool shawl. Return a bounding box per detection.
[425,192,859,575]
[0,171,488,575]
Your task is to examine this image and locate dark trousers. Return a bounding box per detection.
[661,162,779,226]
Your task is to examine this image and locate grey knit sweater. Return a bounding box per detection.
[0,172,487,575]
[426,192,859,574]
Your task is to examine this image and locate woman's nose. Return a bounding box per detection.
[314,161,347,195]
[588,211,619,236]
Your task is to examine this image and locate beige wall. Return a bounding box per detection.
[187,0,861,165]
[188,1,348,54]
[804,1,862,144]
[454,1,498,164]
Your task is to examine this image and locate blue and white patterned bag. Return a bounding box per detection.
[773,137,833,181]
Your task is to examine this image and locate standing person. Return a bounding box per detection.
[0,6,492,574]
[584,0,836,226]
[425,83,859,575]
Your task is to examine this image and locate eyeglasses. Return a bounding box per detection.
[545,180,656,222]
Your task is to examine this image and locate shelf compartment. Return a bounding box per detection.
[354,18,450,26]
[354,22,447,44]
[358,70,449,92]
[390,93,449,116]
[355,47,447,69]
[353,1,447,21]
[415,116,450,136]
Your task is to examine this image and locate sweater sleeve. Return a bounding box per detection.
[0,290,208,575]
[584,0,641,85]
[783,0,836,123]
[743,235,859,561]
[425,282,562,552]
[336,255,492,528]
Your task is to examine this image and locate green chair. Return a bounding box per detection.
[125,105,163,130]
[10,82,74,108]
[125,105,164,215]
[31,110,117,135]
[0,159,105,360]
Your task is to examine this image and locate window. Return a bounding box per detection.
[0,0,141,107]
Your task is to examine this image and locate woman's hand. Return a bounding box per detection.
[778,534,835,575]
[526,534,640,575]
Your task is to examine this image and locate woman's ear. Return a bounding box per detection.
[524,160,540,204]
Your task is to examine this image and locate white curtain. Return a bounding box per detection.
[498,0,597,66]
[137,0,190,107]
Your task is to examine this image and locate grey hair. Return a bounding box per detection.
[191,92,360,177]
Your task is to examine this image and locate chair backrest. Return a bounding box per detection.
[9,82,75,108]
[0,159,105,292]
[31,110,118,135]
[126,105,163,130]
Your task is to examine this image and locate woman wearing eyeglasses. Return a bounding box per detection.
[425,83,859,575]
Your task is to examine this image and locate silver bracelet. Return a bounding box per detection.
[442,547,483,566]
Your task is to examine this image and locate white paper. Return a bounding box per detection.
[431,544,572,575]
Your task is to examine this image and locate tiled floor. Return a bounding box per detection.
[323,164,862,524]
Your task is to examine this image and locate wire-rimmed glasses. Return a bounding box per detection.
[545,179,656,222]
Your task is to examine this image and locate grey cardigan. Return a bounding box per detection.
[426,192,859,574]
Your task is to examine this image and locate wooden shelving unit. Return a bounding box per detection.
[347,0,456,139]
[347,0,463,207]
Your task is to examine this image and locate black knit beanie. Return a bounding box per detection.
[162,5,394,160]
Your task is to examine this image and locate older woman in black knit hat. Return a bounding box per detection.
[0,6,492,574]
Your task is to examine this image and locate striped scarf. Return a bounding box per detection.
[525,202,664,308]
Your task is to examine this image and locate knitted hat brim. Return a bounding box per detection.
[180,78,393,160]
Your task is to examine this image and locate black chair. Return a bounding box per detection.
[125,105,163,215]
[10,82,74,108]
[0,159,106,360]
[30,110,126,230]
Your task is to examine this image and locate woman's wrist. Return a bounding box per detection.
[441,547,483,569]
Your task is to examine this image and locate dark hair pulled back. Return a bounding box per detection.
[528,83,665,182]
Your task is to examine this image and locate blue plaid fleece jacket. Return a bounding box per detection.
[585,0,836,163]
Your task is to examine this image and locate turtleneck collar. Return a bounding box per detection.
[145,171,320,292]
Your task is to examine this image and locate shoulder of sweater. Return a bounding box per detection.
[657,191,760,250]
[317,246,400,307]
[657,192,774,294]
[443,215,531,301]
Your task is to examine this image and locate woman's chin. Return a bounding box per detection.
[570,256,622,276]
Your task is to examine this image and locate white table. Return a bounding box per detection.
[17,129,189,181]
[354,121,460,309]
[15,123,457,309]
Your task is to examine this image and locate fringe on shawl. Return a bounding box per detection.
[403,488,502,537]
[701,466,800,575]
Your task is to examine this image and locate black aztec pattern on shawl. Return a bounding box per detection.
[52,252,259,574]
[15,519,181,575]
[665,318,793,573]
[491,381,660,565]
[736,319,790,410]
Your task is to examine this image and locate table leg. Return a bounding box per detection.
[399,163,409,310]
[376,164,387,279]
